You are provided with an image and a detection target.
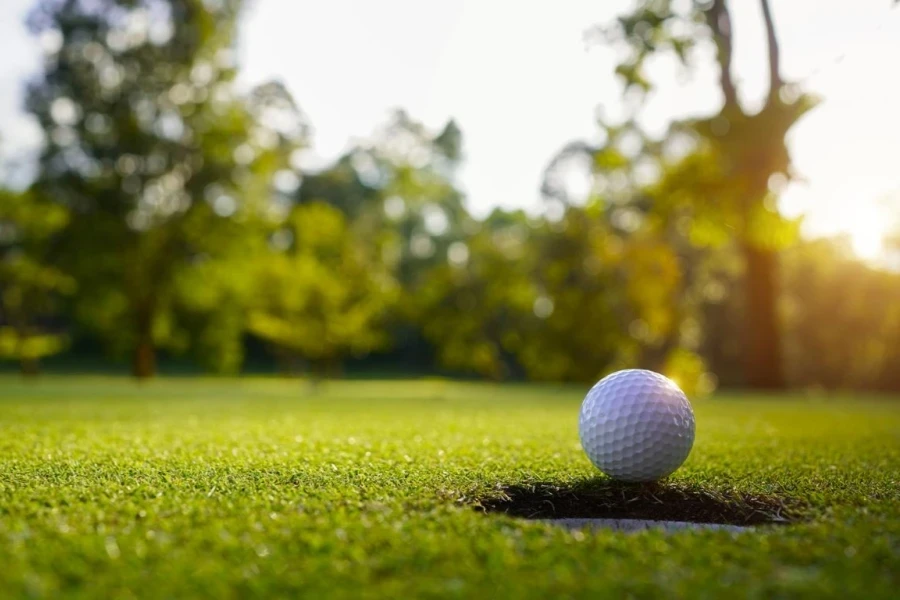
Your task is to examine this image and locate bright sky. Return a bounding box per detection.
[1,0,898,259]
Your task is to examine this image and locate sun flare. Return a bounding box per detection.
[844,203,889,261]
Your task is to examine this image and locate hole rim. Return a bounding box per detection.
[473,479,804,527]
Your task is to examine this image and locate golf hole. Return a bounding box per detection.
[475,481,800,533]
[538,518,753,533]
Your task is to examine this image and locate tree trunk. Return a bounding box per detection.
[132,308,156,379]
[327,357,343,379]
[275,347,293,377]
[275,348,306,377]
[743,242,785,388]
[15,329,40,377]
[132,338,156,378]
[20,356,39,377]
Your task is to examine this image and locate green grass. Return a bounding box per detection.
[0,377,898,599]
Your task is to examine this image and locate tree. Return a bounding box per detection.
[297,155,381,220]
[321,111,471,287]
[561,0,816,388]
[26,0,305,377]
[246,202,397,376]
[297,111,472,371]
[414,209,537,380]
[782,236,900,392]
[0,188,75,375]
[415,205,714,393]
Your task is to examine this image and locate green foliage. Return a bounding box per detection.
[7,0,891,393]
[415,206,711,386]
[684,97,817,248]
[414,212,538,379]
[294,112,479,374]
[589,0,819,252]
[592,0,704,96]
[782,237,900,391]
[247,202,398,373]
[543,0,824,389]
[26,0,305,375]
[0,377,897,597]
[520,211,680,382]
[0,328,68,361]
[0,189,74,370]
[330,111,473,286]
[662,347,715,398]
[297,156,380,220]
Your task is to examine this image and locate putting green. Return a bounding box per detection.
[0,377,897,598]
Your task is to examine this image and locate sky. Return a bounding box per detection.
[1,0,899,259]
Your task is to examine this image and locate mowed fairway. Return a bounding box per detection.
[0,377,898,599]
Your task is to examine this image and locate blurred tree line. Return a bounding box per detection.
[1,0,898,392]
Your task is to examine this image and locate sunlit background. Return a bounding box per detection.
[1,0,899,392]
[2,0,898,263]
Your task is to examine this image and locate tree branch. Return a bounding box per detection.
[705,0,739,110]
[760,0,783,105]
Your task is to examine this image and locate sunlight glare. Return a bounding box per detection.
[847,204,885,261]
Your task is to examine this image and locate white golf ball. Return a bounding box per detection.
[579,369,695,482]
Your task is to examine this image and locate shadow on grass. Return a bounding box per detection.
[474,480,801,525]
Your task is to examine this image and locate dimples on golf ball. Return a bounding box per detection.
[579,369,695,482]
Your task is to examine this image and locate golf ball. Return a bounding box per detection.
[579,369,695,482]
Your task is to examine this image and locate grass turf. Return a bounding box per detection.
[0,376,898,599]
